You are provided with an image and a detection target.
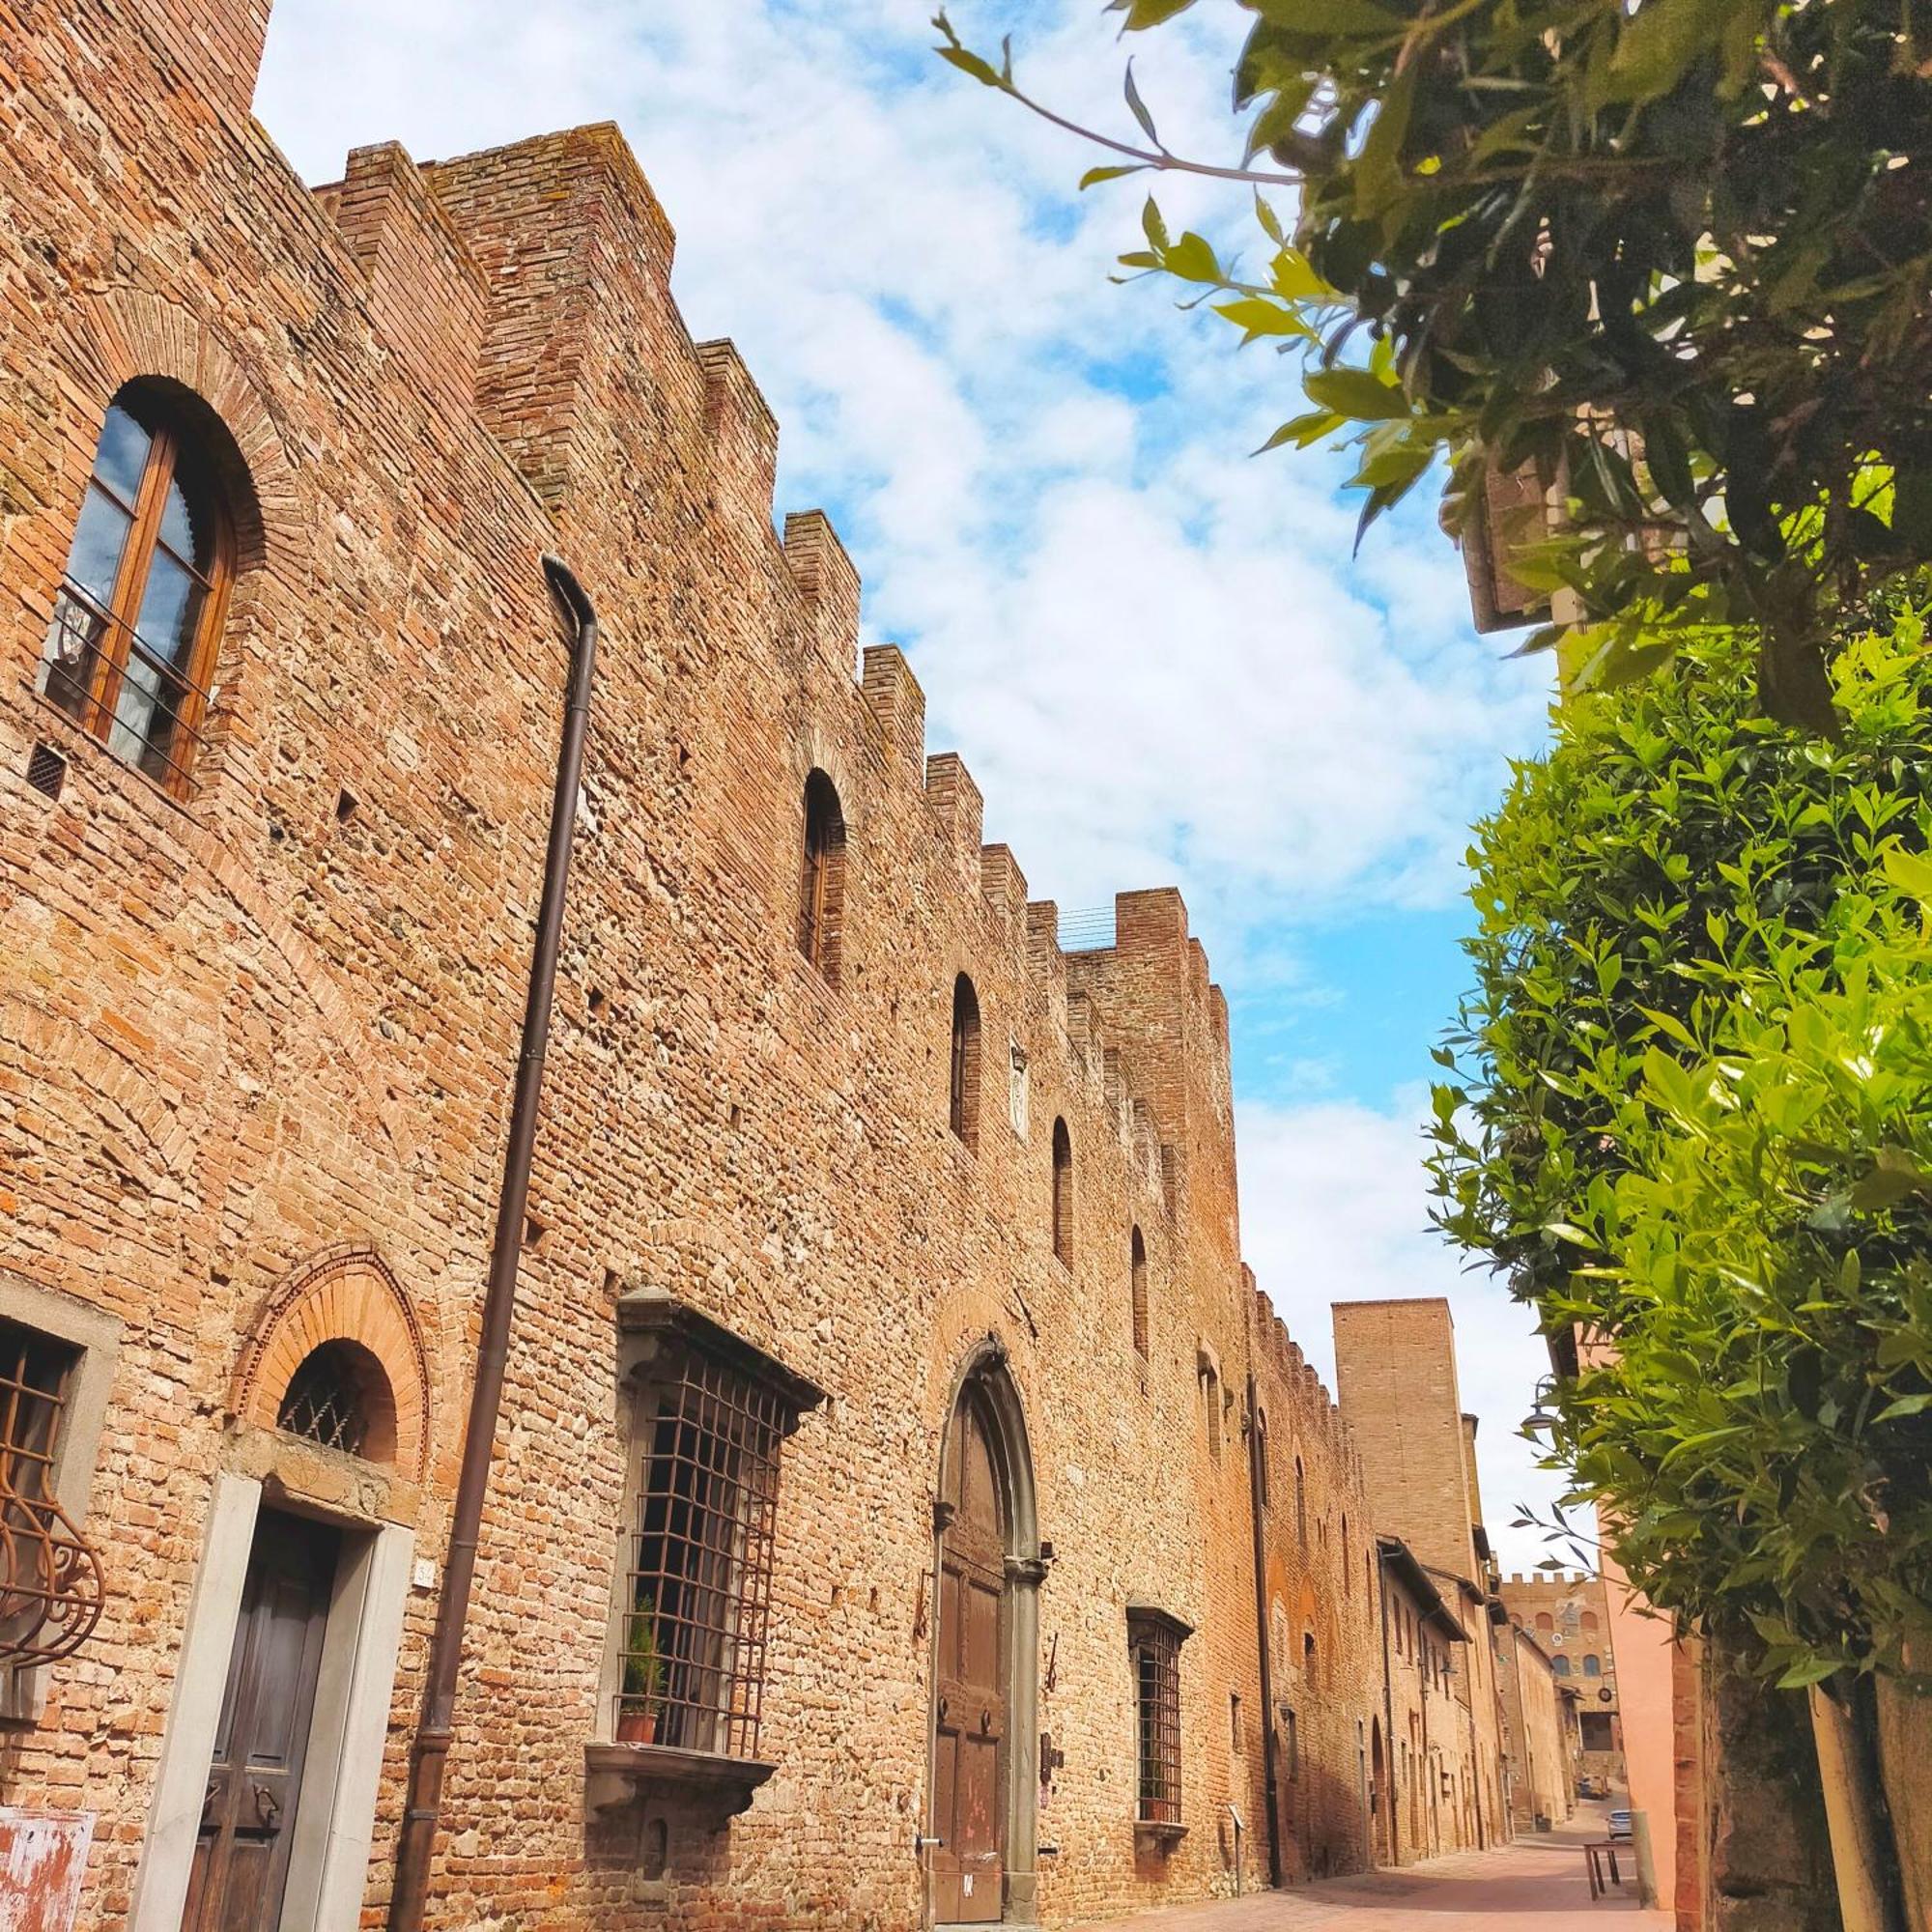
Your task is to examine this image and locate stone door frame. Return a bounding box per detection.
[128,1468,413,1932]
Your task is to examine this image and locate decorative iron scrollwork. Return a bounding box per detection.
[0,1483,106,1666]
[0,1322,106,1669]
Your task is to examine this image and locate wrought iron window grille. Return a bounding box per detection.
[276,1341,377,1457]
[611,1294,824,1769]
[1126,1604,1192,1830]
[0,1323,105,1669]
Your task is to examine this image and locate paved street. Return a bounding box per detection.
[1080,1829,1667,1931]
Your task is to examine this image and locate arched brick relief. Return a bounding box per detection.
[61,286,303,582]
[0,995,199,1186]
[231,1246,432,1484]
[794,727,861,834]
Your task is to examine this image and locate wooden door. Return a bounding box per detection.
[183,1510,337,1932]
[932,1393,1005,1924]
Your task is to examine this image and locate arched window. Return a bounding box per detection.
[1050,1118,1073,1265]
[1129,1226,1149,1361]
[1294,1456,1307,1548]
[40,384,239,797]
[1582,1653,1602,1678]
[1302,1631,1316,1676]
[797,770,846,981]
[949,974,980,1150]
[275,1339,396,1463]
[1552,1654,1573,1679]
[1535,1611,1554,1634]
[1579,1608,1600,1634]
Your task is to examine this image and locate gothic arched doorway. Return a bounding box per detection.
[926,1342,1041,1926]
[1371,1718,1391,1864]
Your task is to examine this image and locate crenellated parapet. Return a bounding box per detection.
[311,112,1200,1235]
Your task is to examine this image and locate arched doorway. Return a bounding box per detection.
[927,1342,1041,1927]
[1371,1718,1391,1864]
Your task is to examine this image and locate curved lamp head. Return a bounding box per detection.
[1520,1376,1560,1438]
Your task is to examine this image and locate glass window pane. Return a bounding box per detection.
[38,587,111,723]
[156,469,217,579]
[106,646,164,768]
[62,486,133,609]
[91,404,152,505]
[131,552,205,672]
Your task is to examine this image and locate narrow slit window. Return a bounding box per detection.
[1129,1226,1149,1360]
[796,770,846,982]
[949,974,980,1150]
[1050,1118,1073,1266]
[39,384,240,798]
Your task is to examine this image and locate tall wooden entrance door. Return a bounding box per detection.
[183,1509,337,1932]
[932,1392,1006,1925]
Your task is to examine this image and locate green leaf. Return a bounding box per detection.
[1874,1393,1932,1422]
[1163,231,1223,284]
[1123,59,1158,144]
[1079,164,1148,190]
[1254,411,1342,454]
[1251,0,1405,34]
[1110,0,1198,26]
[936,43,1006,88]
[1776,1655,1848,1690]
[1304,366,1408,421]
[1604,0,1731,107]
[1213,297,1314,340]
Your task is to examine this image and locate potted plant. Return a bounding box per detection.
[616,1604,664,1745]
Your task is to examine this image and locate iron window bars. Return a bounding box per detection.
[614,1293,824,1762]
[1127,1604,1192,1826]
[0,1321,105,1668]
[277,1341,377,1457]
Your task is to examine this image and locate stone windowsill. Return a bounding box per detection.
[583,1742,777,1821]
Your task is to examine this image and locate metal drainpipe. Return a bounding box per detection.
[386,554,600,1932]
[1244,1374,1283,1889]
[1378,1550,1399,1866]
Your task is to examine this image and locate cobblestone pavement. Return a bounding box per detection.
[1076,1835,1668,1931]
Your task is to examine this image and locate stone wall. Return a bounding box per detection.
[0,5,1400,1929]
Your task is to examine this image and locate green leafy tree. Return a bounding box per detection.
[1428,603,1932,1925]
[1429,605,1932,1683]
[936,1,1932,727]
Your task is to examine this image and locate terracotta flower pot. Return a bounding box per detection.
[615,1708,658,1746]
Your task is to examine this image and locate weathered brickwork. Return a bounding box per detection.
[1492,1623,1577,1833]
[0,8,1518,1930]
[1497,1573,1623,1789]
[1332,1303,1511,1860]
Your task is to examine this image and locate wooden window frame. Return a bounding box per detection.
[40,393,236,800]
[796,770,846,982]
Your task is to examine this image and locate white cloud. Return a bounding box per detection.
[1236,1091,1589,1576]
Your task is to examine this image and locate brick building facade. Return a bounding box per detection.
[1497,1572,1624,1790]
[0,7,1546,1928]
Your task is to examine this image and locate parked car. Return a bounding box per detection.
[1577,1774,1607,1800]
[1608,1808,1634,1841]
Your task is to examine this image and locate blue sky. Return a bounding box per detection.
[255,0,1571,1568]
